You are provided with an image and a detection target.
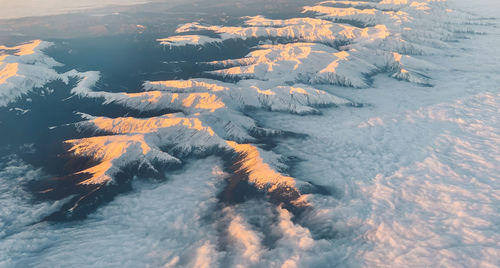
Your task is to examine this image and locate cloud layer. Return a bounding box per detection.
[1,0,499,267]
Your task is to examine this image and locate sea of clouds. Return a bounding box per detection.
[0,0,499,267]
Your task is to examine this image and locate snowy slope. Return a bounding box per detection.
[162,0,475,86]
[0,40,100,107]
[0,40,61,107]
[62,75,352,209]
[51,0,475,211]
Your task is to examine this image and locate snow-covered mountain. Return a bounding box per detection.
[1,0,498,267]
[0,0,482,220]
[55,0,478,213]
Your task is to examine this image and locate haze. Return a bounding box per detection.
[0,0,159,19]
